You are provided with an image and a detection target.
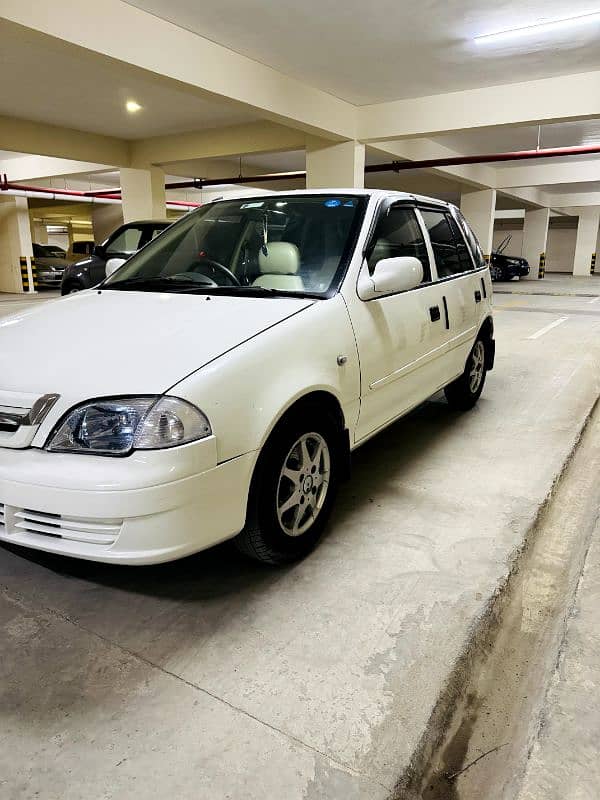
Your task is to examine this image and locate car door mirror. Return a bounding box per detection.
[93,244,105,258]
[358,256,424,300]
[105,257,127,277]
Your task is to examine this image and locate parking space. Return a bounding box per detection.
[2,286,599,797]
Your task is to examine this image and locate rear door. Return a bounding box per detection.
[417,206,485,382]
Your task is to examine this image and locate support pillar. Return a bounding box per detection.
[0,195,34,294]
[522,208,550,280]
[460,189,496,259]
[572,207,600,276]
[31,221,48,244]
[305,137,365,189]
[120,167,166,223]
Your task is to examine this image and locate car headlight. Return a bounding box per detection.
[46,396,212,455]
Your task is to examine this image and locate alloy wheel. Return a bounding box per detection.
[276,432,331,537]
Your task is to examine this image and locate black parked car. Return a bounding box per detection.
[61,220,171,294]
[490,235,530,281]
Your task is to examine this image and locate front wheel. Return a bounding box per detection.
[445,338,487,411]
[235,415,340,565]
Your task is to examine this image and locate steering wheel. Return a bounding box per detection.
[191,258,240,286]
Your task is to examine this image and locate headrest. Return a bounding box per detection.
[258,241,300,275]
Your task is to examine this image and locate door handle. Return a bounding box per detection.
[429,305,441,322]
[474,290,482,303]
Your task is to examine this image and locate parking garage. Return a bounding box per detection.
[2,3,600,799]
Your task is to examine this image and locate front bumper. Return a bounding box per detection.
[0,441,256,564]
[36,272,65,287]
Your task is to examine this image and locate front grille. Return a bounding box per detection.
[0,504,121,546]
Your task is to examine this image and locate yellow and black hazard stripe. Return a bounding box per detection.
[591,253,597,275]
[538,252,546,280]
[19,257,38,292]
[20,256,30,291]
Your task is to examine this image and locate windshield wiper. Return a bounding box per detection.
[104,275,215,291]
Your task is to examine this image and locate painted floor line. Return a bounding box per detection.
[528,316,570,340]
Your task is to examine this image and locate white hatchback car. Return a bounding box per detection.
[0,190,494,565]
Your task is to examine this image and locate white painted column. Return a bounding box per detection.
[0,195,34,294]
[572,207,600,276]
[92,204,124,243]
[305,137,365,189]
[120,167,166,222]
[31,221,48,244]
[522,208,550,281]
[460,189,496,258]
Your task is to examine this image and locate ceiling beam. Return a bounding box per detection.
[131,122,306,168]
[547,193,600,209]
[0,155,113,182]
[0,115,129,166]
[357,71,600,142]
[496,159,600,189]
[1,0,356,141]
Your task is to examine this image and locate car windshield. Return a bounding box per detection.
[103,194,365,297]
[34,244,65,257]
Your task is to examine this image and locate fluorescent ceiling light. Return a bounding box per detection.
[475,11,600,44]
[125,100,143,113]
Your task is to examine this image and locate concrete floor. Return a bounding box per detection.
[2,281,600,798]
[517,516,600,800]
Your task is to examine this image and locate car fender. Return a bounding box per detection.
[171,295,361,464]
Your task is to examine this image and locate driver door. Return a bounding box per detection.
[346,204,449,443]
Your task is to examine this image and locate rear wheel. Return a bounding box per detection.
[445,338,487,411]
[235,414,340,565]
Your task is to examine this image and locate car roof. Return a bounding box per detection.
[205,188,455,211]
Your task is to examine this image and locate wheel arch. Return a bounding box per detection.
[477,315,495,370]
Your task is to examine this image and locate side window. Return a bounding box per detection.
[367,206,431,282]
[420,209,463,279]
[454,210,487,268]
[106,226,145,256]
[448,215,475,272]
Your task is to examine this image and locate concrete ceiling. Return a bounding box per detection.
[126,0,600,104]
[0,20,256,139]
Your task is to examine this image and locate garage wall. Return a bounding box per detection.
[493,222,579,274]
[546,227,577,273]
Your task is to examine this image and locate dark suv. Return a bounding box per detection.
[490,235,530,281]
[61,220,171,294]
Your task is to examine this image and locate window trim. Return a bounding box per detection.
[358,198,488,301]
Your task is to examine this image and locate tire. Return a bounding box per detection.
[490,264,504,281]
[444,337,487,411]
[235,412,340,565]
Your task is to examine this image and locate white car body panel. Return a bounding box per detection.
[0,189,493,564]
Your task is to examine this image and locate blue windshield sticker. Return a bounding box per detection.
[324,198,342,207]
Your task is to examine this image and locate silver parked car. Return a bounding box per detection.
[32,243,74,288]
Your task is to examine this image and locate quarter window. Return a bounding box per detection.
[454,210,487,268]
[367,206,431,282]
[420,210,465,279]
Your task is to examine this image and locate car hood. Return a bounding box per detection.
[35,256,71,268]
[0,290,314,397]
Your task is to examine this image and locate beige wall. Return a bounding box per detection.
[92,204,124,244]
[493,223,578,273]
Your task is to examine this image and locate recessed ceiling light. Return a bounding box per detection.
[475,10,600,44]
[125,100,143,114]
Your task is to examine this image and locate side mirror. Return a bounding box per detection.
[105,257,126,277]
[93,244,105,258]
[358,256,424,300]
